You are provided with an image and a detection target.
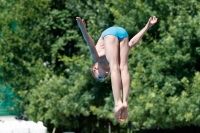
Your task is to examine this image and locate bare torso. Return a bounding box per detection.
[95,36,110,70]
[95,36,107,62]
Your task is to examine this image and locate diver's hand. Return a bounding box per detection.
[146,16,158,28]
[76,17,86,30]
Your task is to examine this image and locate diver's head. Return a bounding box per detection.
[91,62,110,82]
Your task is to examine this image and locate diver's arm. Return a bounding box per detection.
[76,17,100,62]
[129,16,158,49]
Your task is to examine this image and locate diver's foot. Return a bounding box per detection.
[121,102,128,120]
[114,101,124,122]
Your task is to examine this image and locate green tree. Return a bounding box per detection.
[0,0,51,111]
[1,0,200,132]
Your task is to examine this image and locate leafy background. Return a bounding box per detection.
[0,0,200,132]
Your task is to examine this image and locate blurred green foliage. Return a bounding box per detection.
[0,0,200,132]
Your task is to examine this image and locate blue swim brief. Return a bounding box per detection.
[102,26,128,41]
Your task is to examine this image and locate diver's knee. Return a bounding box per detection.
[110,64,120,71]
[120,64,128,72]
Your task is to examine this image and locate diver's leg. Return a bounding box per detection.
[119,37,130,120]
[104,35,123,122]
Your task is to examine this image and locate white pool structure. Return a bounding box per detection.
[0,116,47,133]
